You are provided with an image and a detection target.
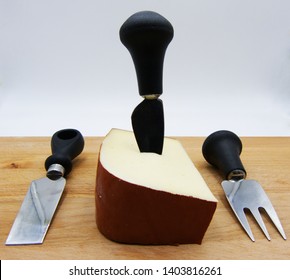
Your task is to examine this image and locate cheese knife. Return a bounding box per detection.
[120,11,174,154]
[5,128,84,245]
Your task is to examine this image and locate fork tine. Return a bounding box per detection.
[262,205,287,240]
[232,205,255,242]
[251,208,271,241]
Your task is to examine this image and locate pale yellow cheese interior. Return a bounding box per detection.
[100,128,217,202]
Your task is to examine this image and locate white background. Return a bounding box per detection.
[1,0,290,137]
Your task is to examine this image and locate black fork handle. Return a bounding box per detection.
[202,130,246,180]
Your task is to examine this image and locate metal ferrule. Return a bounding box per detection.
[228,169,246,181]
[46,164,65,179]
[142,94,161,100]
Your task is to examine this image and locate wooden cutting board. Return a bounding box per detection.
[0,136,289,260]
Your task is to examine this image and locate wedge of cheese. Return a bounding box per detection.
[96,129,217,245]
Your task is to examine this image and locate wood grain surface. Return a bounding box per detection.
[0,136,289,260]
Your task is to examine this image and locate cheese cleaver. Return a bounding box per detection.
[5,128,84,245]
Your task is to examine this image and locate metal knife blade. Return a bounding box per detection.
[5,129,84,245]
[6,177,66,245]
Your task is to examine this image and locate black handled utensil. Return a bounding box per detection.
[6,129,84,245]
[120,11,174,154]
[202,130,286,241]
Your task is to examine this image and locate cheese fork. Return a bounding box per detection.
[202,130,287,241]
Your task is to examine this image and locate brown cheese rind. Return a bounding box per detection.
[96,160,217,245]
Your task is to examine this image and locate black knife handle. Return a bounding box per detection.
[202,130,246,180]
[45,129,85,177]
[120,11,174,96]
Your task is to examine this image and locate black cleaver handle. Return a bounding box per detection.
[202,130,246,180]
[45,129,85,177]
[120,11,174,96]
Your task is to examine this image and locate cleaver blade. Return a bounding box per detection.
[5,128,84,245]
